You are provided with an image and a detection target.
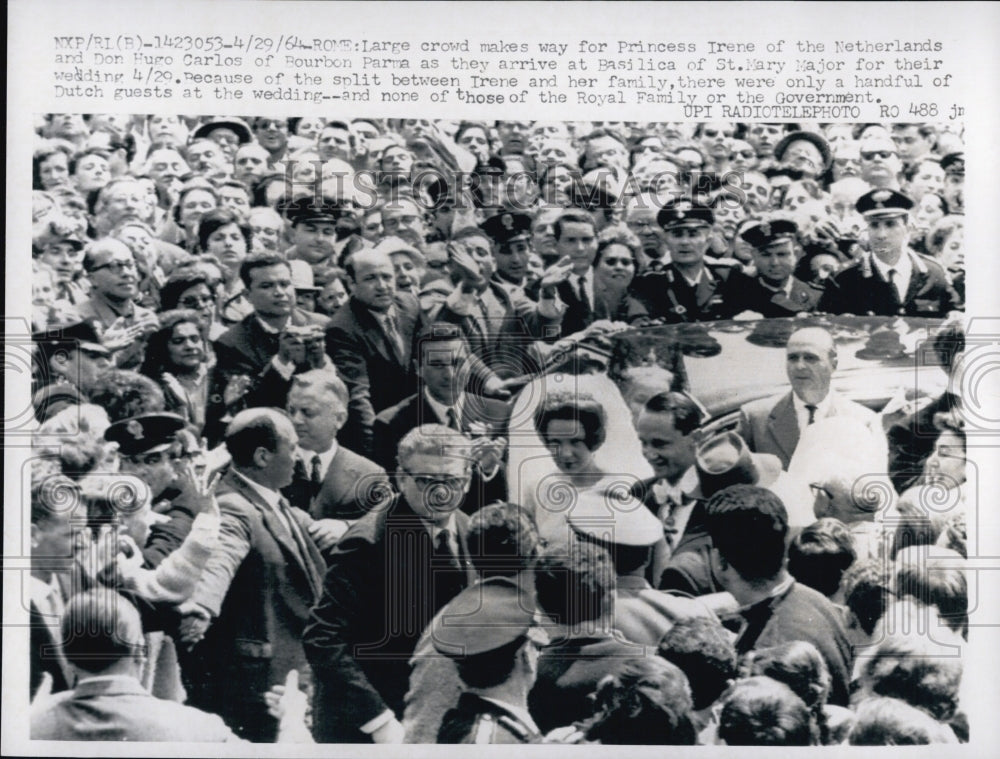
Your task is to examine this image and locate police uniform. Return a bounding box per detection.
[818,189,958,317]
[31,320,110,422]
[726,218,823,318]
[434,578,543,744]
[627,200,736,324]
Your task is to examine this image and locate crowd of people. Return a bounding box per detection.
[27,115,968,745]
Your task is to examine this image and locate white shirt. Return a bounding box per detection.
[679,266,711,288]
[298,442,338,482]
[758,276,794,297]
[423,388,466,430]
[651,467,700,549]
[233,470,297,537]
[870,249,913,301]
[575,268,595,306]
[792,391,834,432]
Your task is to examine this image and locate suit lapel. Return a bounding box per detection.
[695,272,718,309]
[904,265,929,304]
[766,392,800,462]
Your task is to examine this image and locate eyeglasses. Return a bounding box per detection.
[91,260,136,274]
[861,151,895,161]
[730,150,756,160]
[401,469,469,491]
[809,483,833,500]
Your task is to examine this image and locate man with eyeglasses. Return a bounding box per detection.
[253,117,290,166]
[305,425,477,743]
[818,189,958,317]
[75,238,159,370]
[374,323,509,511]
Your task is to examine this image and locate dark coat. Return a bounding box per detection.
[184,469,327,741]
[324,295,423,456]
[373,391,511,511]
[817,250,959,317]
[724,272,823,318]
[303,495,476,742]
[439,692,541,744]
[283,445,391,521]
[734,581,854,706]
[627,262,738,323]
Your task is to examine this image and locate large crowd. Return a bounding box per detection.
[27,115,968,745]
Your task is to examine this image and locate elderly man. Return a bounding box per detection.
[304,425,478,743]
[74,238,159,369]
[284,369,390,523]
[738,326,881,470]
[179,408,334,741]
[819,189,958,317]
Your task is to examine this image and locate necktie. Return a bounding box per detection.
[577,275,591,313]
[279,497,323,595]
[383,314,406,361]
[446,407,461,431]
[805,404,817,424]
[309,454,323,496]
[434,529,460,570]
[887,268,901,302]
[433,528,465,605]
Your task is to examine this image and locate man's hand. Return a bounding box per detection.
[537,255,575,291]
[223,374,253,406]
[481,374,512,400]
[370,717,405,744]
[448,242,487,290]
[176,459,223,518]
[101,317,144,352]
[307,519,350,551]
[278,329,307,367]
[304,329,328,370]
[177,601,212,648]
[471,436,506,477]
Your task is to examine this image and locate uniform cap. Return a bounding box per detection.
[104,413,186,456]
[432,576,538,658]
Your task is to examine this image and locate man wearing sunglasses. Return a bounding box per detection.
[305,425,477,743]
[857,134,903,190]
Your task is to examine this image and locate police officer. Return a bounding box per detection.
[627,199,737,324]
[726,218,823,318]
[435,577,547,744]
[818,189,958,317]
[32,320,113,422]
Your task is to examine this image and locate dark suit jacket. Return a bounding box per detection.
[435,280,560,377]
[554,278,596,337]
[373,391,510,511]
[737,390,878,470]
[725,272,823,318]
[31,676,239,741]
[303,495,476,742]
[818,250,959,317]
[283,445,391,521]
[205,308,327,443]
[324,295,422,457]
[185,469,327,741]
[627,262,737,324]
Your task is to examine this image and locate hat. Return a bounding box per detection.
[695,431,782,498]
[657,199,714,229]
[567,488,663,547]
[940,152,964,176]
[288,259,320,291]
[33,320,109,356]
[855,189,914,218]
[480,212,532,246]
[431,576,537,658]
[674,323,722,358]
[191,117,253,145]
[773,131,832,172]
[855,326,908,360]
[371,236,427,266]
[105,413,186,456]
[739,218,799,250]
[283,196,352,226]
[745,318,799,349]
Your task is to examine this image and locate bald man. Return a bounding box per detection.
[737,327,881,469]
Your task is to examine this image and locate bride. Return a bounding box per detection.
[506,372,653,545]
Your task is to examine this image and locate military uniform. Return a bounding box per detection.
[818,189,958,317]
[438,693,541,744]
[627,261,737,323]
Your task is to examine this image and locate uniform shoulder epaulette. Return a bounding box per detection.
[497,714,533,741]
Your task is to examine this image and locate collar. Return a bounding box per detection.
[739,574,796,615]
[758,276,793,297]
[652,467,699,505]
[478,696,541,735]
[73,674,148,695]
[254,314,283,335]
[430,513,458,542]
[869,247,914,282]
[298,443,337,478]
[423,388,466,426]
[677,265,710,288]
[792,390,833,420]
[233,470,285,511]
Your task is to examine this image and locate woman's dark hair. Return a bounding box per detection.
[787,517,857,598]
[251,172,289,209]
[534,391,607,451]
[68,147,111,177]
[657,616,738,710]
[159,270,213,312]
[88,370,166,422]
[139,309,207,379]
[582,657,696,745]
[594,226,641,268]
[171,182,219,227]
[718,676,813,746]
[746,641,831,744]
[33,142,74,190]
[196,207,252,254]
